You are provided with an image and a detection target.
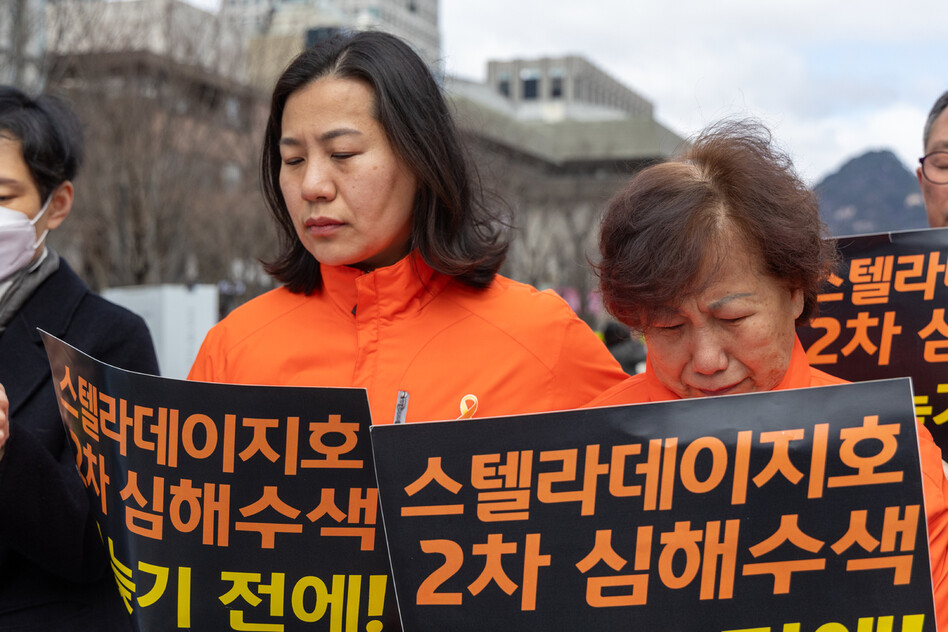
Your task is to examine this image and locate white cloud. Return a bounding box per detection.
[441,0,947,183]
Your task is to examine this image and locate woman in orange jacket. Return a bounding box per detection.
[188,31,627,424]
[587,120,948,629]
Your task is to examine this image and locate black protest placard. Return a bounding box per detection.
[371,379,935,632]
[797,227,948,454]
[41,332,399,632]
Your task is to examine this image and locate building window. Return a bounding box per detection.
[497,72,510,97]
[550,68,564,99]
[520,68,539,100]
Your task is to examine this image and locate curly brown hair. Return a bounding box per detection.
[597,119,837,331]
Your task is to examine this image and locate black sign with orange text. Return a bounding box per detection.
[797,226,948,454]
[41,332,399,632]
[371,379,935,631]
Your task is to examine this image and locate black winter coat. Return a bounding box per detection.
[0,259,158,630]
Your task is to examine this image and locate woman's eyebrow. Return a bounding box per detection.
[708,293,753,310]
[279,128,363,148]
[319,128,362,142]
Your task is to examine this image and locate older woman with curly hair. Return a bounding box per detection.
[588,120,948,626]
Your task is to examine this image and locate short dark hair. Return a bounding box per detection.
[261,30,508,294]
[598,119,836,331]
[0,85,84,200]
[923,91,948,151]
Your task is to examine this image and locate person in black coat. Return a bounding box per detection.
[0,86,159,630]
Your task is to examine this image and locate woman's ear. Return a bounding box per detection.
[790,287,804,321]
[44,181,74,231]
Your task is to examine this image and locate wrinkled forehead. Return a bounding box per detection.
[644,230,764,321]
[691,217,761,281]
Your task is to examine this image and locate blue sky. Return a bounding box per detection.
[440,0,947,185]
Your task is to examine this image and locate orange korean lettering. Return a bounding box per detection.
[919,308,948,363]
[833,505,920,585]
[468,533,518,597]
[576,527,652,607]
[239,418,280,463]
[417,539,463,606]
[238,417,300,476]
[308,488,347,523]
[78,443,110,514]
[537,445,608,516]
[301,414,362,469]
[181,413,218,460]
[520,533,551,611]
[879,505,920,553]
[816,272,845,303]
[828,415,902,487]
[100,397,132,456]
[168,479,230,546]
[131,404,156,452]
[679,436,728,494]
[58,364,78,400]
[699,520,740,600]
[658,521,703,590]
[608,439,677,510]
[850,255,894,305]
[402,456,464,517]
[894,251,946,300]
[234,486,303,548]
[154,407,180,468]
[805,316,841,365]
[77,376,99,441]
[731,430,753,505]
[120,472,165,540]
[314,488,379,551]
[806,423,830,499]
[753,429,805,487]
[840,311,901,366]
[471,450,533,522]
[743,514,825,594]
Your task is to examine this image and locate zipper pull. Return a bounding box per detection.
[393,390,410,424]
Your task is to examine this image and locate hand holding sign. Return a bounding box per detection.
[0,382,9,460]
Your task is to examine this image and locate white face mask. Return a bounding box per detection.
[0,196,51,280]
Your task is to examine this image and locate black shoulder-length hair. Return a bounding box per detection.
[0,85,84,200]
[261,30,508,294]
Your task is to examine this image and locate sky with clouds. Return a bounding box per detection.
[439,0,946,185]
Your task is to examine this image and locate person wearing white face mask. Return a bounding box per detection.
[0,195,53,279]
[0,85,158,630]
